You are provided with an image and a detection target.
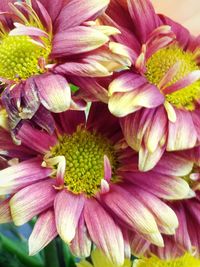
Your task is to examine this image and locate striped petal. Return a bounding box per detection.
[127,0,160,43]
[10,179,56,226]
[70,213,92,258]
[0,158,52,195]
[54,190,85,243]
[167,108,197,151]
[17,123,57,154]
[35,74,71,113]
[103,185,159,235]
[52,26,109,57]
[109,84,164,117]
[84,198,124,265]
[55,0,109,32]
[29,209,57,255]
[0,198,12,223]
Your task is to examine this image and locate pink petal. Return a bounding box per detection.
[104,155,112,181]
[29,209,57,255]
[128,187,178,234]
[55,0,109,32]
[0,198,12,223]
[54,60,110,77]
[130,231,150,257]
[103,185,159,235]
[124,172,190,200]
[10,23,49,38]
[35,74,71,113]
[127,0,160,43]
[84,198,124,265]
[52,26,109,58]
[17,123,57,154]
[163,70,200,94]
[154,152,193,176]
[167,108,197,151]
[108,72,147,95]
[54,190,85,243]
[139,144,165,171]
[0,158,52,195]
[108,83,164,117]
[10,179,56,226]
[58,110,85,135]
[70,213,92,258]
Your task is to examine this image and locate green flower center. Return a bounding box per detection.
[145,46,200,110]
[0,35,51,81]
[50,127,117,196]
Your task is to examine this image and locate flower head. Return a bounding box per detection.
[134,253,200,267]
[0,0,126,131]
[86,0,200,171]
[0,103,185,265]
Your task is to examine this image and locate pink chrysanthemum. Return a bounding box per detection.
[0,0,127,131]
[85,0,200,171]
[0,103,189,265]
[127,147,200,260]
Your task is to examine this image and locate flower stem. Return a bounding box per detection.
[44,239,60,267]
[0,234,43,267]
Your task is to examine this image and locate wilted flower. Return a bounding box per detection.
[0,0,127,131]
[0,103,187,265]
[88,0,200,171]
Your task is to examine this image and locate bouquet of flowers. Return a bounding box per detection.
[0,0,200,266]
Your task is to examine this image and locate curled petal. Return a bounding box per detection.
[35,74,71,113]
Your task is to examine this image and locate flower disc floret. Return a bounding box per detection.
[145,46,200,110]
[0,35,50,81]
[50,127,117,196]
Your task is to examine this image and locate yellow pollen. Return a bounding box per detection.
[135,253,200,267]
[145,46,200,110]
[50,127,117,196]
[0,35,51,81]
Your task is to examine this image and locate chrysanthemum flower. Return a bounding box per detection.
[128,147,200,259]
[133,253,200,267]
[77,249,132,267]
[92,0,200,171]
[0,103,187,265]
[0,0,127,131]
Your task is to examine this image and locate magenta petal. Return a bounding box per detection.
[54,190,85,243]
[0,158,52,195]
[0,198,12,223]
[55,0,109,32]
[109,83,164,117]
[17,123,57,154]
[10,23,49,38]
[35,74,71,113]
[84,198,124,265]
[103,185,159,235]
[58,110,85,135]
[10,179,56,226]
[167,108,197,151]
[70,213,92,258]
[127,0,160,43]
[52,26,108,57]
[29,209,57,255]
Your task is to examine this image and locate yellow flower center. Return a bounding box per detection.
[50,127,117,196]
[145,46,200,110]
[0,35,51,81]
[135,253,200,267]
